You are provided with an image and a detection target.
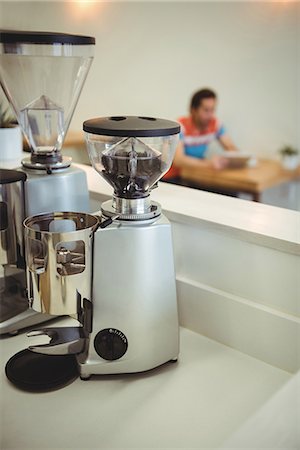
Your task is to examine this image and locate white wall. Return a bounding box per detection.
[0,1,299,157]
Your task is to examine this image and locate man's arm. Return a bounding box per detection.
[218,133,238,151]
[174,141,228,170]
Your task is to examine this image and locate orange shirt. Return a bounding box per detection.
[163,116,225,180]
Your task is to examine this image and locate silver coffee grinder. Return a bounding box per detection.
[0,30,95,334]
[80,115,181,377]
[5,116,180,390]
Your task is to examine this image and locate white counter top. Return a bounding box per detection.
[0,318,297,449]
[1,156,299,254]
[1,158,298,449]
[80,163,300,255]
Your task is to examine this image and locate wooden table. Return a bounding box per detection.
[64,130,84,147]
[23,131,85,151]
[60,133,300,203]
[180,159,300,202]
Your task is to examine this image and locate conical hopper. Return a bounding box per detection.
[83,116,180,199]
[0,30,95,169]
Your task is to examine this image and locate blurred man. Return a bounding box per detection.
[164,88,237,183]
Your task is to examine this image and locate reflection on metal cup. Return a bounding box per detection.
[24,211,99,316]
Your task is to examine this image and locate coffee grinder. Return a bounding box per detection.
[5,116,180,389]
[80,116,181,377]
[0,31,95,334]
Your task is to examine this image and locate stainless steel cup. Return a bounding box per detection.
[24,211,99,316]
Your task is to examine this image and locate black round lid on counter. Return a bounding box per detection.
[83,116,181,137]
[0,169,27,185]
[0,30,95,45]
[5,349,79,392]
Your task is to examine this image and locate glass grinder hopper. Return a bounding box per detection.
[0,30,95,172]
[84,116,180,220]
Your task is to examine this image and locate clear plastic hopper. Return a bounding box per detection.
[83,116,180,219]
[0,30,95,170]
[84,116,180,200]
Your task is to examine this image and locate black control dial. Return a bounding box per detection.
[94,328,128,361]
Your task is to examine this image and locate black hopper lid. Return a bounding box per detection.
[0,169,27,185]
[83,116,181,138]
[0,30,95,45]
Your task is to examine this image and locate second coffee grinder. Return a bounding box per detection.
[0,30,95,334]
